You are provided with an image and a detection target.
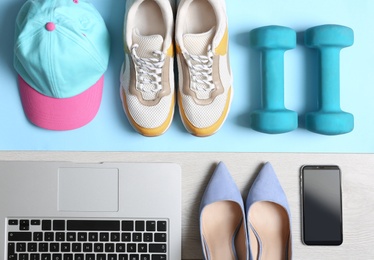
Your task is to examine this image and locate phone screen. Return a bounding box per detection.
[301,165,343,245]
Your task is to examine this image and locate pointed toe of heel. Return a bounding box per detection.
[200,162,249,260]
[245,162,292,260]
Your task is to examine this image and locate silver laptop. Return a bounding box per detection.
[0,161,181,260]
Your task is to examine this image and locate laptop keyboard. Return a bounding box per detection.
[6,218,168,260]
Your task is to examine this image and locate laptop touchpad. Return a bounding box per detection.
[58,168,119,212]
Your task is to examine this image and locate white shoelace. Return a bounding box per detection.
[183,45,214,92]
[131,44,165,93]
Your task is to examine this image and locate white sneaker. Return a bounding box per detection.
[175,0,233,137]
[120,0,175,136]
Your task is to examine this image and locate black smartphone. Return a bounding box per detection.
[301,165,343,245]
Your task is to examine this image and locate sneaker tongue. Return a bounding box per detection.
[132,28,163,58]
[183,27,215,55]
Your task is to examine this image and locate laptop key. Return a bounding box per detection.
[17,242,26,252]
[100,232,109,241]
[8,242,15,254]
[63,254,73,260]
[88,232,98,241]
[9,219,18,225]
[133,233,142,242]
[129,255,139,260]
[61,243,70,252]
[42,220,51,231]
[28,242,37,252]
[157,221,166,232]
[111,232,120,241]
[122,233,131,242]
[31,220,41,225]
[149,244,167,253]
[39,243,48,252]
[30,254,40,260]
[19,253,28,260]
[74,254,83,260]
[67,220,120,231]
[138,244,147,252]
[94,243,104,252]
[86,254,95,260]
[56,232,65,242]
[34,232,43,241]
[71,243,81,252]
[8,253,17,260]
[53,220,65,231]
[41,253,51,260]
[108,254,117,260]
[52,254,62,260]
[143,233,153,242]
[127,243,136,252]
[105,243,115,252]
[146,221,156,231]
[116,243,126,252]
[97,254,106,260]
[118,254,128,260]
[20,220,30,230]
[77,233,87,241]
[45,232,54,241]
[140,254,150,260]
[83,243,93,252]
[135,221,144,231]
[67,232,76,241]
[122,221,134,231]
[8,232,32,241]
[50,243,59,252]
[154,233,166,242]
[151,255,166,260]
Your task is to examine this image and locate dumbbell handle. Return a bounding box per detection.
[318,48,342,111]
[262,49,286,110]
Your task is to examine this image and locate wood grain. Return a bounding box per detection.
[1,152,373,259]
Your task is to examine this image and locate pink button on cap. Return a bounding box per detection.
[45,22,55,31]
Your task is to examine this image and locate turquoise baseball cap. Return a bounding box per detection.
[14,0,110,130]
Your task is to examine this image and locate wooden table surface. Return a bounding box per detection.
[1,151,373,259]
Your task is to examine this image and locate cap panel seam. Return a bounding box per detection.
[48,0,58,96]
[57,25,107,72]
[14,28,45,92]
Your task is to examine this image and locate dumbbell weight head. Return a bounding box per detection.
[306,111,354,135]
[305,24,354,49]
[251,25,296,50]
[251,109,298,134]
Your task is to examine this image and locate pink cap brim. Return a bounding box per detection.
[19,75,104,131]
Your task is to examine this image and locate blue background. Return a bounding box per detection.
[1,0,373,152]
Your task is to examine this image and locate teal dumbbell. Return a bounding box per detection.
[305,24,354,135]
[250,26,298,134]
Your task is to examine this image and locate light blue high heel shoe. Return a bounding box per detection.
[200,162,249,260]
[245,162,292,260]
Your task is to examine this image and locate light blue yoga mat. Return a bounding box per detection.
[0,0,373,152]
